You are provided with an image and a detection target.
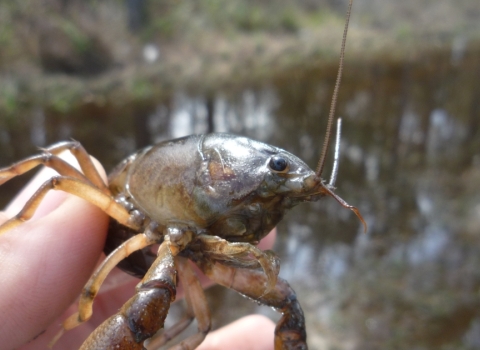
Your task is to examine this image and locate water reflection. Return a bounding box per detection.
[166,89,277,140]
[1,43,480,349]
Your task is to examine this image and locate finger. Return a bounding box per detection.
[19,270,139,350]
[258,228,276,251]
[197,314,275,350]
[0,157,109,349]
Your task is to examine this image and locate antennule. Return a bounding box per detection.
[329,117,342,187]
[315,0,353,177]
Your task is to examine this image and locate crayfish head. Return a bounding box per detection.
[259,152,330,208]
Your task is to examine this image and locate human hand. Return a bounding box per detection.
[0,153,275,349]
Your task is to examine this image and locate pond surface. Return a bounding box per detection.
[1,42,480,350]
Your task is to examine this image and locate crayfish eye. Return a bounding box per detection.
[269,156,289,173]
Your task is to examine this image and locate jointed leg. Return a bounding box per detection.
[41,141,110,194]
[0,141,107,192]
[195,260,307,350]
[80,239,178,350]
[0,154,90,187]
[169,256,211,350]
[196,235,280,294]
[0,141,126,236]
[41,141,109,193]
[144,256,212,350]
[145,303,195,349]
[0,176,139,236]
[49,232,156,347]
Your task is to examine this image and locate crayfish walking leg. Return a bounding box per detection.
[146,256,211,350]
[79,236,211,350]
[195,260,307,350]
[0,142,138,237]
[80,239,177,349]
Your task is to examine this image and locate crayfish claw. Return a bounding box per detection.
[259,250,281,296]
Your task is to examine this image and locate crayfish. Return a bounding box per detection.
[0,0,364,349]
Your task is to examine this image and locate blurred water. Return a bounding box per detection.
[1,43,480,349]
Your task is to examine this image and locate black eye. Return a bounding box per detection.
[269,156,288,172]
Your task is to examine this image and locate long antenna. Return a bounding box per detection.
[315,0,353,177]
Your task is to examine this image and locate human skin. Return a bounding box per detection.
[0,154,275,350]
